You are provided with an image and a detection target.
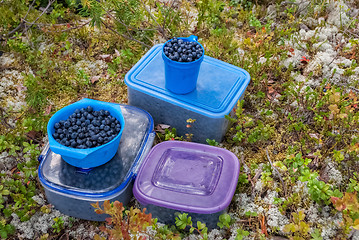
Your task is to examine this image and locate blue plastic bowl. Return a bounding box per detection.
[162,35,205,94]
[47,98,125,168]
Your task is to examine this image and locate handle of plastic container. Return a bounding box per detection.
[187,35,198,42]
[38,143,50,162]
[132,132,155,176]
[49,144,89,159]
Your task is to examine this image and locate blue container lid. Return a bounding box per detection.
[38,105,155,198]
[125,44,250,118]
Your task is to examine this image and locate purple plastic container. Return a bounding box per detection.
[133,141,240,229]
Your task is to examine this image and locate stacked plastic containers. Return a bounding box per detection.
[133,141,240,229]
[125,44,250,143]
[38,104,155,221]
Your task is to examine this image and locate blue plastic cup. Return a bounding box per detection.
[162,35,204,94]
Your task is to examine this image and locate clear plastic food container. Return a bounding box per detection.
[125,44,250,143]
[133,141,240,229]
[38,105,155,221]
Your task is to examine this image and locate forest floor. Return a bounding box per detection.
[1,0,359,239]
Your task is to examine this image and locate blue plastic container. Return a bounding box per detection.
[47,98,125,168]
[39,104,155,221]
[162,35,204,94]
[125,44,251,143]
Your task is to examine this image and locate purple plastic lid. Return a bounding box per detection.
[133,141,240,214]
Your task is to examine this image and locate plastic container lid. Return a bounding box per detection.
[125,44,250,118]
[38,105,155,198]
[133,141,240,214]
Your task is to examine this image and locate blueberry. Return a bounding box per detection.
[64,121,70,128]
[98,137,103,143]
[91,134,99,141]
[110,117,116,122]
[100,131,106,137]
[74,109,80,114]
[80,108,86,113]
[78,132,84,139]
[71,132,78,139]
[65,140,70,146]
[104,137,109,143]
[77,139,83,145]
[70,118,76,124]
[76,120,81,126]
[94,128,100,134]
[104,110,110,116]
[93,111,99,117]
[105,118,111,125]
[57,128,63,134]
[55,138,61,143]
[81,122,86,127]
[111,123,116,128]
[54,123,61,129]
[86,140,93,148]
[76,113,81,118]
[87,106,93,112]
[85,119,90,125]
[59,134,65,139]
[77,145,85,149]
[116,127,121,132]
[87,114,94,120]
[187,57,192,62]
[71,141,77,148]
[104,125,110,131]
[92,141,97,146]
[107,130,113,136]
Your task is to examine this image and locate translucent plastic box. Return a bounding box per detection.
[38,105,155,221]
[125,44,250,143]
[133,141,240,229]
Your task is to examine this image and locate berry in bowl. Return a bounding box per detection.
[47,98,125,168]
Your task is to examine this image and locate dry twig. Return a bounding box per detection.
[101,20,151,48]
[266,148,287,197]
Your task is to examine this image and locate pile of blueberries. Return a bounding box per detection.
[52,106,121,149]
[59,157,123,190]
[163,37,203,62]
